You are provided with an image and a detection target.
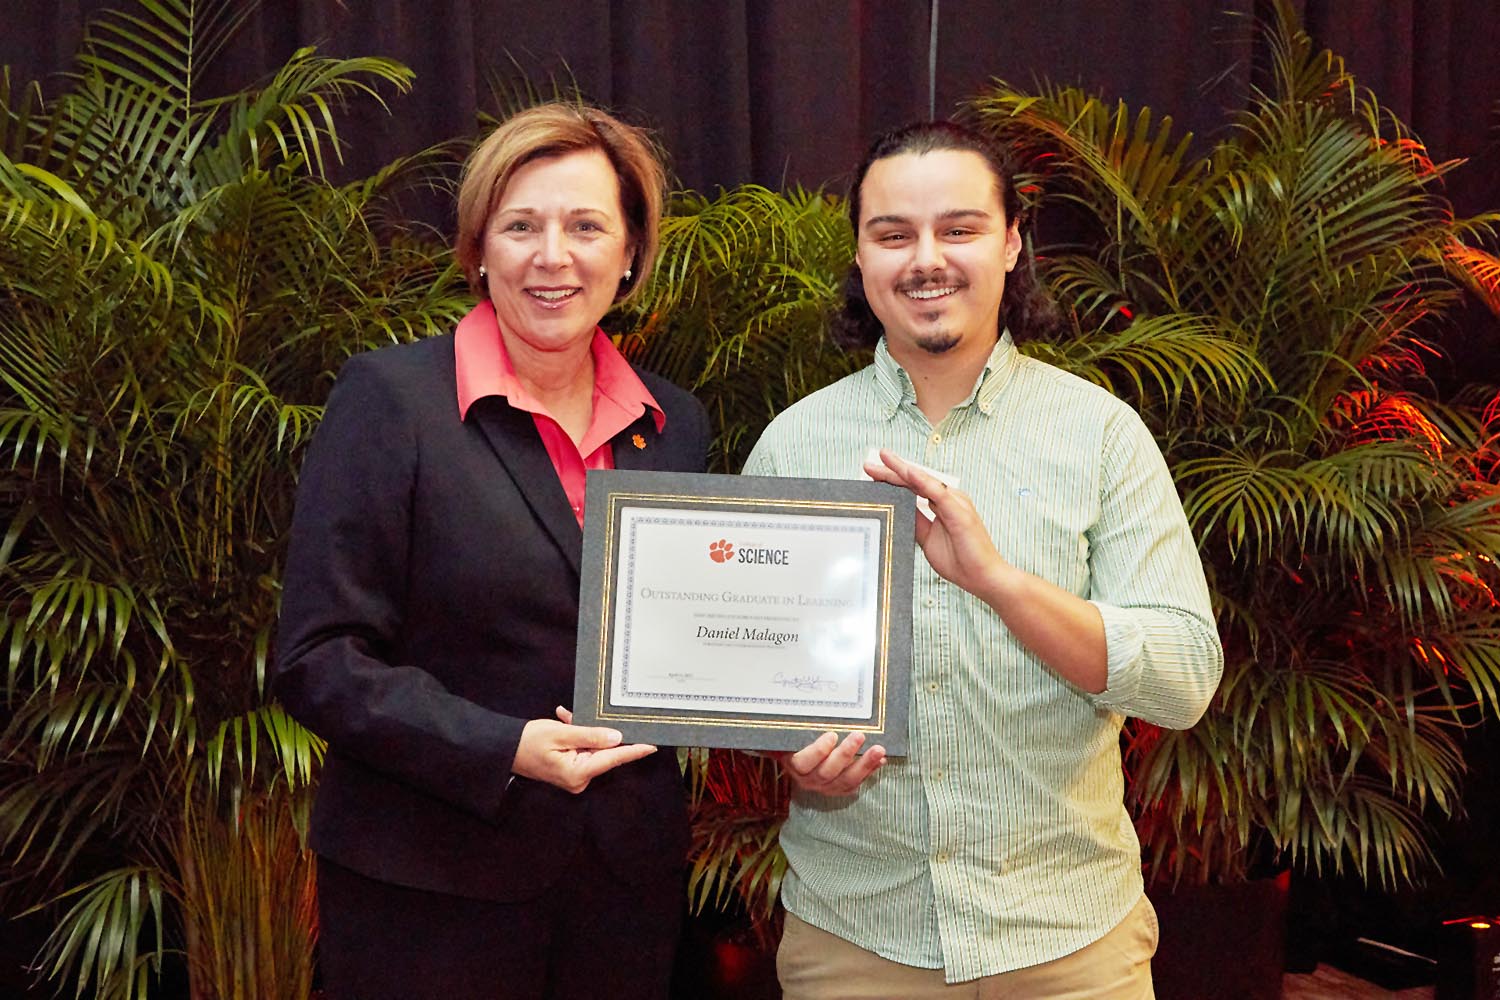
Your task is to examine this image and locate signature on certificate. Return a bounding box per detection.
[771,671,839,692]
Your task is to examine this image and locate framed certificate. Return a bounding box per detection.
[572,469,913,754]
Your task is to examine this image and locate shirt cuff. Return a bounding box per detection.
[1089,601,1144,712]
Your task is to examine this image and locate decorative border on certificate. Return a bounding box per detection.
[572,469,913,754]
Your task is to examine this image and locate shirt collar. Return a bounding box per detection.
[871,330,1020,420]
[453,300,665,431]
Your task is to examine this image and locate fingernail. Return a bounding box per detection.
[605,730,622,742]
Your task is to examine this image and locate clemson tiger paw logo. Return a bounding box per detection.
[631,433,646,449]
[709,539,735,563]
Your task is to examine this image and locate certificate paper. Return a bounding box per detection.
[613,507,878,717]
[573,470,913,753]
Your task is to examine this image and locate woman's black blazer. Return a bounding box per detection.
[272,332,710,901]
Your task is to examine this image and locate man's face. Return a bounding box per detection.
[854,149,1022,359]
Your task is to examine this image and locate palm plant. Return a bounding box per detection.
[970,0,1500,887]
[613,184,865,472]
[0,2,468,997]
[681,747,789,948]
[608,185,862,937]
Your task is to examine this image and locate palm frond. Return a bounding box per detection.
[193,49,414,184]
[1445,240,1500,317]
[203,705,325,797]
[30,866,168,1000]
[1024,313,1269,415]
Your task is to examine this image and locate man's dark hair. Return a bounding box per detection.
[832,120,1063,349]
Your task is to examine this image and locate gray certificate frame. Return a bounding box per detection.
[572,469,913,754]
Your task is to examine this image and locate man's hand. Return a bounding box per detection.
[867,449,1110,693]
[511,706,657,794]
[780,731,886,796]
[864,449,1011,597]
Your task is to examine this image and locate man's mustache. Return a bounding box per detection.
[894,274,969,294]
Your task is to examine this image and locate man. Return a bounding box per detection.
[742,121,1224,998]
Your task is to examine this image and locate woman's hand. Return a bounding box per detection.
[511,706,658,794]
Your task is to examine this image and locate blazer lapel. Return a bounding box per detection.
[467,400,582,576]
[610,410,666,472]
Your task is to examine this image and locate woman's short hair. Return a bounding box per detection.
[833,120,1063,348]
[455,103,666,302]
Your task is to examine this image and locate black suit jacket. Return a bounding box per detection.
[272,332,710,901]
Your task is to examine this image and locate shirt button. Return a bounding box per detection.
[929,433,942,444]
[924,596,936,608]
[931,768,945,781]
[926,680,940,693]
[935,851,951,864]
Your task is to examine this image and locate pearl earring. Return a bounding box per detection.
[479,265,487,279]
[623,267,633,282]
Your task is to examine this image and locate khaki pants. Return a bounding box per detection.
[777,894,1158,1000]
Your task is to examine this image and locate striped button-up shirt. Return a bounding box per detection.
[742,333,1223,982]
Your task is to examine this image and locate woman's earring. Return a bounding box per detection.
[479,265,488,280]
[623,267,632,282]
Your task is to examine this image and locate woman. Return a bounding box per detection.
[273,103,709,1000]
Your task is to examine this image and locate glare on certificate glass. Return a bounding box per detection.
[826,555,864,586]
[810,630,877,675]
[811,553,878,674]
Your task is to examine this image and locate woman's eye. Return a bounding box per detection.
[505,220,532,233]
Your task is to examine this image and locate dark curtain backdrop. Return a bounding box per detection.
[6,0,1500,378]
[8,0,1499,212]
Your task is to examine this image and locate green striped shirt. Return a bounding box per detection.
[743,333,1223,982]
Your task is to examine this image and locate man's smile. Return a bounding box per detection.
[904,285,960,301]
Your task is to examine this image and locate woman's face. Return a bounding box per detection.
[480,148,633,358]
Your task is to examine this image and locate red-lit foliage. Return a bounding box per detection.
[975,0,1500,887]
[683,747,791,948]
